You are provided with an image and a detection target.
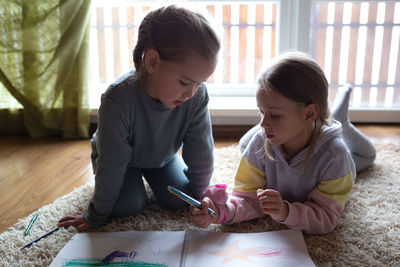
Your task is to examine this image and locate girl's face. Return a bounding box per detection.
[143,50,217,109]
[256,86,316,158]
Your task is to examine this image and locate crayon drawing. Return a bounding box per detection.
[101,249,137,263]
[208,240,284,264]
[61,249,168,266]
[50,230,315,267]
[50,231,184,267]
[183,230,315,267]
[61,249,167,266]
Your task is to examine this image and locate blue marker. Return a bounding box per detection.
[21,227,60,249]
[167,186,216,216]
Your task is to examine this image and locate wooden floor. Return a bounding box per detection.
[1,124,399,233]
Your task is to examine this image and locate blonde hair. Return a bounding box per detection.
[258,52,332,167]
[133,5,220,79]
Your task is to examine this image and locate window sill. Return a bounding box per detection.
[209,97,400,125]
[90,96,400,125]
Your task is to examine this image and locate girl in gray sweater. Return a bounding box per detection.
[59,5,220,230]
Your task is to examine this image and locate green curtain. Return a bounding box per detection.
[0,0,91,138]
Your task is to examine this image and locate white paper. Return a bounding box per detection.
[50,230,185,267]
[183,230,315,267]
[50,229,315,267]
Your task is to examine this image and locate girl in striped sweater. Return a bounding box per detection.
[190,52,375,234]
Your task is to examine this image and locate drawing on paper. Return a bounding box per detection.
[60,235,164,266]
[62,249,167,266]
[50,230,315,267]
[209,240,284,264]
[101,250,137,263]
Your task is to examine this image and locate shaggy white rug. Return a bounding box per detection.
[1,144,399,266]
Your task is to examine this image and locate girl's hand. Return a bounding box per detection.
[189,197,219,228]
[58,212,91,232]
[257,189,289,222]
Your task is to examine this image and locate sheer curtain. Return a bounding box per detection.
[0,0,91,138]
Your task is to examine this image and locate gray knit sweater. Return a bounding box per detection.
[85,70,214,227]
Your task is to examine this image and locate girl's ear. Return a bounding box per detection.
[304,103,319,122]
[144,49,160,73]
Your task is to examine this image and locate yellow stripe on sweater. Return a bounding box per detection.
[234,157,266,192]
[316,172,354,205]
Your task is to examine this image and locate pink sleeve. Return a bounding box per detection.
[202,185,265,224]
[281,189,344,234]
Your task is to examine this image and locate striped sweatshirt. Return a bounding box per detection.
[85,70,214,227]
[204,120,356,234]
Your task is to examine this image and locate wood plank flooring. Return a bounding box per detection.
[1,124,399,233]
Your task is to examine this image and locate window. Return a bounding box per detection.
[310,1,400,109]
[89,1,277,100]
[89,0,400,123]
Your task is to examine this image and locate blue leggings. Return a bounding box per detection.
[110,155,191,218]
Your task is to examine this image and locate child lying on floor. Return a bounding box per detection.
[190,52,376,234]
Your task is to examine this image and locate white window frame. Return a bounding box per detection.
[89,0,400,124]
[209,0,400,125]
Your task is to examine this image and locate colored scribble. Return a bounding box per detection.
[62,249,167,267]
[62,258,167,266]
[101,250,137,263]
[255,250,282,257]
[208,240,282,264]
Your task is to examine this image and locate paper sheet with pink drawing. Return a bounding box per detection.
[182,230,315,267]
[50,229,315,266]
